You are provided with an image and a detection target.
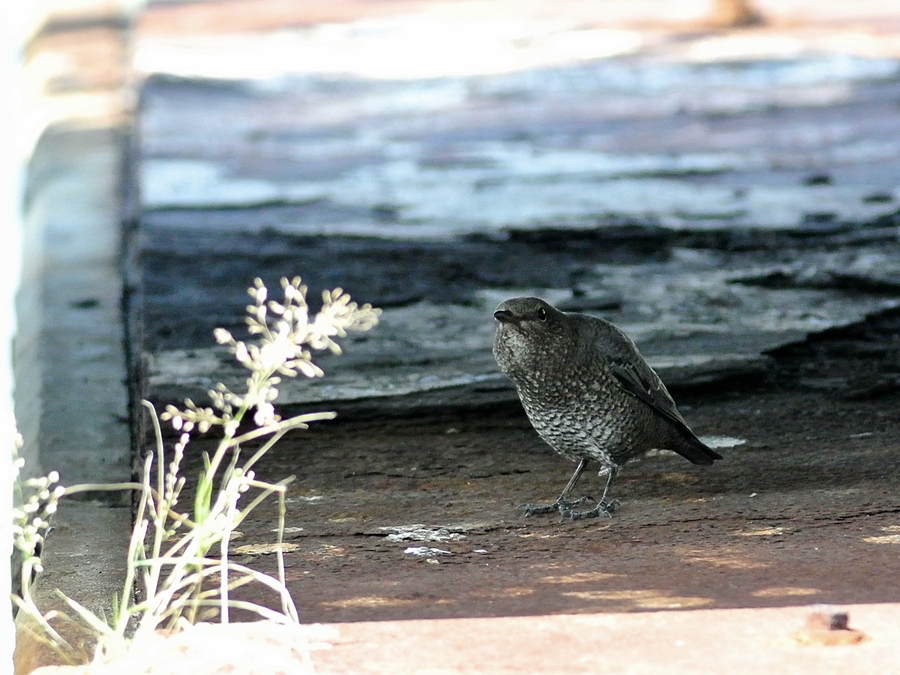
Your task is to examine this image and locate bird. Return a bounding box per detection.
[492,296,722,520]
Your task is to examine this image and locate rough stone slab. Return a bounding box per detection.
[143,227,900,410]
[135,11,900,412]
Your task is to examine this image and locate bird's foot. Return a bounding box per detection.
[560,499,620,521]
[522,496,594,517]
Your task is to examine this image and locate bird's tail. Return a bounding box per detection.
[672,432,723,465]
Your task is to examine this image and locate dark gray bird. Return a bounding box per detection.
[493,296,722,520]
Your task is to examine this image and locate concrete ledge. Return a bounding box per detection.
[313,604,900,674]
[14,7,132,671]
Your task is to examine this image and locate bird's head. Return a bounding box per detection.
[492,297,574,379]
[493,297,567,341]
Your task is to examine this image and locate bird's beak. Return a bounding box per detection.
[493,309,518,324]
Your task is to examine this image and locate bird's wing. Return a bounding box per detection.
[588,317,689,430]
[609,356,688,428]
[612,354,725,463]
[581,315,721,464]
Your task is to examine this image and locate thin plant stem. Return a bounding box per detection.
[117,455,153,637]
[275,488,296,622]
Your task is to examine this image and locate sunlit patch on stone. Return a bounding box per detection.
[751,586,820,598]
[540,572,620,584]
[738,527,785,536]
[472,586,535,599]
[232,542,300,555]
[681,549,770,569]
[562,589,712,610]
[320,596,418,609]
[312,544,347,557]
[862,534,900,544]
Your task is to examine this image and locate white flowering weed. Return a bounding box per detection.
[11,278,379,665]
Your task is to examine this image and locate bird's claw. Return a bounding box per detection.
[560,499,620,521]
[522,496,594,518]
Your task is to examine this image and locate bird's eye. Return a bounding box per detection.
[536,307,547,321]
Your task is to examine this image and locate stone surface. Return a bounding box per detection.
[23,605,900,675]
[17,2,900,674]
[133,5,900,411]
[189,330,900,625]
[311,604,900,674]
[124,4,900,646]
[141,228,900,411]
[18,126,131,485]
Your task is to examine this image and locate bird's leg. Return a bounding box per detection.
[562,465,620,520]
[523,458,594,517]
